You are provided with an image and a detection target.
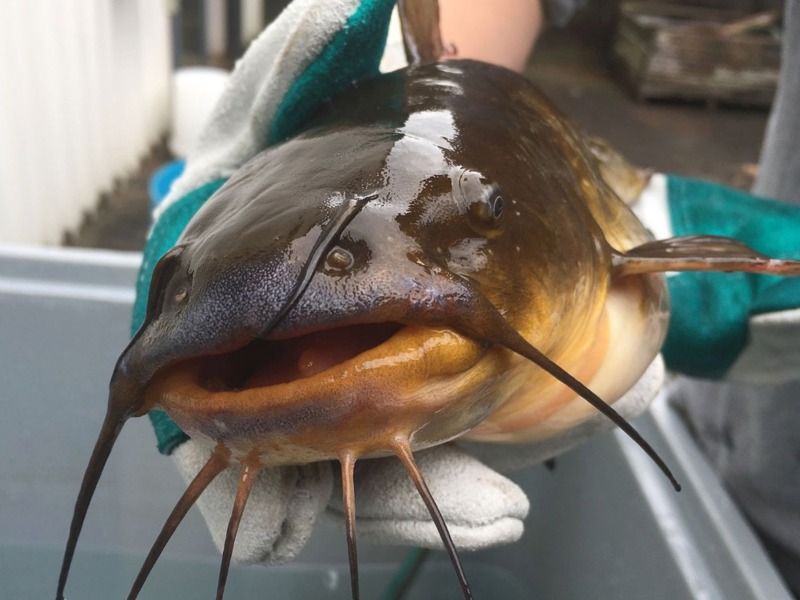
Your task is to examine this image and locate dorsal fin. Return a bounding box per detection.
[398,0,445,65]
[613,235,800,278]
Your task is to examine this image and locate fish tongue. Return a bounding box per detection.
[244,323,402,388]
[297,345,346,378]
[293,323,402,378]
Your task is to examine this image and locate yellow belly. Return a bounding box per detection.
[466,272,668,443]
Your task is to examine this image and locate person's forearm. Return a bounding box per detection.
[438,0,543,72]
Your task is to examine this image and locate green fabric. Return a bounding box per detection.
[662,176,800,378]
[137,0,396,455]
[269,0,396,144]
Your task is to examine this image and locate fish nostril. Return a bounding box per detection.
[325,246,355,272]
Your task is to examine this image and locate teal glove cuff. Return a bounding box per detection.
[135,0,397,455]
[662,176,800,377]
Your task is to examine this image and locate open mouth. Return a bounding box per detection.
[190,322,405,392]
[143,319,495,461]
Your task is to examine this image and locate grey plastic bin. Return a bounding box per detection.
[0,244,792,599]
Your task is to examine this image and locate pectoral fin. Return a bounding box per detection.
[613,235,800,277]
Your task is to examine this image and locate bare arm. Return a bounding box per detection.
[438,0,544,72]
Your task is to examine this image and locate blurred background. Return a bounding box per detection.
[0,0,785,248]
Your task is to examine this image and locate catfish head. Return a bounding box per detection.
[122,123,572,462]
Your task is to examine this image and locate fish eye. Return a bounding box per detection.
[455,170,504,228]
[457,171,505,237]
[173,286,188,304]
[168,275,191,308]
[165,270,192,310]
[325,246,355,272]
[490,190,504,219]
[468,186,504,225]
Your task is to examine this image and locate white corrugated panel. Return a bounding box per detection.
[0,0,172,246]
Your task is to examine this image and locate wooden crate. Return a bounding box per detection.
[612,2,781,106]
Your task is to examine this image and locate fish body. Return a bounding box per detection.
[143,59,666,463]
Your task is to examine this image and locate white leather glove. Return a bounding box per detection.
[324,444,530,551]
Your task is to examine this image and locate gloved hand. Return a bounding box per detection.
[632,175,800,594]
[631,174,800,380]
[138,0,666,562]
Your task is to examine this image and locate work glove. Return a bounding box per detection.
[137,0,665,563]
[630,173,800,381]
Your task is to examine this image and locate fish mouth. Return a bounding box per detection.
[143,321,498,461]
[191,322,405,392]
